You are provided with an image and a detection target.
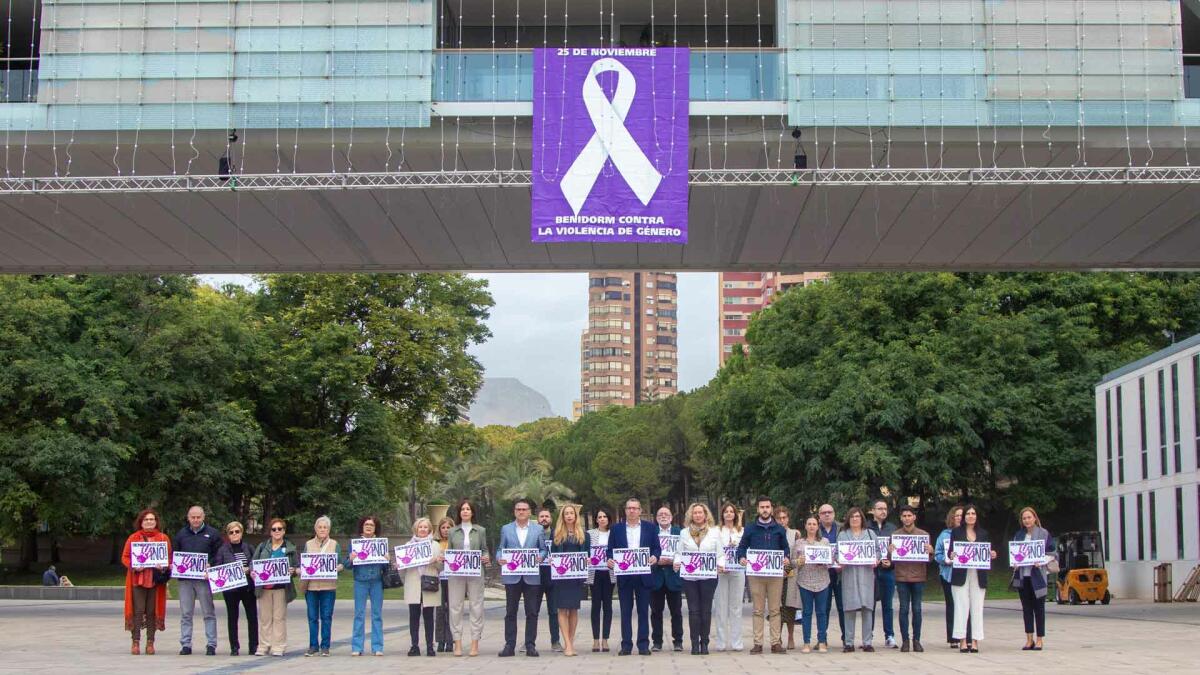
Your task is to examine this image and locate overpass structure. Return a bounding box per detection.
[3,0,1200,273]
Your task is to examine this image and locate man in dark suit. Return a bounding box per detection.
[650,506,684,652]
[497,498,549,657]
[606,497,662,656]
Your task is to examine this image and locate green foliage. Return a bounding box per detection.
[700,272,1200,519]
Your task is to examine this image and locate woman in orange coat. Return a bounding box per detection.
[122,508,172,655]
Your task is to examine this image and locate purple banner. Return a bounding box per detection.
[532,47,689,244]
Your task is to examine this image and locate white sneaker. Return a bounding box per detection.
[885,637,898,649]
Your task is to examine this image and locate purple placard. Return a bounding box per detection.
[532,47,689,244]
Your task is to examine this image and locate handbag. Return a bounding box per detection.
[382,566,403,589]
[421,575,441,592]
[152,566,172,585]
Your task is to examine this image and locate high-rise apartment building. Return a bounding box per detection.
[718,272,829,365]
[580,272,679,415]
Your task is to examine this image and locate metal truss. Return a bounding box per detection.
[3,166,1200,194]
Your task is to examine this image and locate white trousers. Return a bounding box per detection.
[712,571,745,650]
[951,571,986,641]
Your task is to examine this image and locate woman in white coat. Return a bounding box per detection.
[402,517,443,657]
[712,502,745,651]
[675,503,724,655]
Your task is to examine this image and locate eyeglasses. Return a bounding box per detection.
[228,529,242,535]
[270,527,284,532]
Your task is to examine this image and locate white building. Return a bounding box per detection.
[1096,334,1200,600]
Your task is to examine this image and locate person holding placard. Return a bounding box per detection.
[1012,506,1054,651]
[606,496,662,656]
[713,501,746,652]
[122,508,171,655]
[776,506,801,650]
[586,507,615,653]
[867,499,898,649]
[174,506,222,656]
[301,515,340,657]
[935,505,969,649]
[341,515,386,656]
[675,502,722,655]
[447,498,490,657]
[650,506,684,652]
[735,495,792,655]
[890,506,933,653]
[837,507,878,653]
[434,516,455,653]
[213,521,257,656]
[497,497,548,657]
[253,518,298,657]
[817,504,846,646]
[536,507,562,652]
[793,515,832,654]
[949,504,997,653]
[398,516,441,657]
[550,503,590,656]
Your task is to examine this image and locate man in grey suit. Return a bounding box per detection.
[497,498,548,657]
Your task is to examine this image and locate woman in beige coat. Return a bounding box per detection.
[403,517,443,656]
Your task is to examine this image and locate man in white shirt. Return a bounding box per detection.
[498,498,549,657]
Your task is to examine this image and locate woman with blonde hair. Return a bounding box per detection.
[550,503,590,656]
[713,501,745,651]
[213,521,257,655]
[675,502,723,655]
[402,517,443,657]
[1012,506,1053,651]
[434,516,456,653]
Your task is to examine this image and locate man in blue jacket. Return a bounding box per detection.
[497,498,549,657]
[606,497,662,656]
[174,505,222,656]
[650,506,683,652]
[735,496,791,655]
[818,504,845,645]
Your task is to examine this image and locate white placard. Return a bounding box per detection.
[678,551,718,580]
[549,552,589,580]
[612,547,652,576]
[802,543,833,565]
[171,551,209,579]
[444,549,482,577]
[745,548,786,577]
[588,543,608,571]
[837,540,879,566]
[207,561,248,594]
[952,542,992,570]
[394,539,436,570]
[1008,539,1047,568]
[658,534,680,561]
[876,536,891,561]
[891,534,931,562]
[723,544,743,572]
[500,548,541,576]
[350,538,390,565]
[251,557,292,586]
[130,541,168,570]
[299,553,339,580]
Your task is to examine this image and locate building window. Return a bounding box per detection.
[1136,493,1145,561]
[1119,496,1127,562]
[1102,498,1110,560]
[1159,369,1168,476]
[1105,389,1113,486]
[1140,377,1148,480]
[1117,385,1125,484]
[1149,491,1158,561]
[1172,362,1181,473]
[1177,486,1186,560]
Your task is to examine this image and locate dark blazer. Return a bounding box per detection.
[651,525,683,592]
[606,519,663,589]
[949,524,991,588]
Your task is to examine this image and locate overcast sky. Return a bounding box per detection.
[203,272,718,418]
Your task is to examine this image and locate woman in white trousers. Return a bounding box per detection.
[948,504,996,653]
[712,503,745,651]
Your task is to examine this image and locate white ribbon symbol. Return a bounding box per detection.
[560,58,663,215]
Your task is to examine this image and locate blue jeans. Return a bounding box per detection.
[872,568,895,640]
[305,589,336,650]
[352,579,384,653]
[799,587,830,645]
[897,581,925,642]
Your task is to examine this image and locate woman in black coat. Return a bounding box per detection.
[947,505,997,653]
[212,521,257,656]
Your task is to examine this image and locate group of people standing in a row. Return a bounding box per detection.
[120,497,1055,658]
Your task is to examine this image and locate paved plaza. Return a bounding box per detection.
[0,598,1197,674]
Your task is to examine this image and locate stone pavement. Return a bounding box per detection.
[0,597,1197,674]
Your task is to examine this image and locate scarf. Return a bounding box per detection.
[689,523,708,546]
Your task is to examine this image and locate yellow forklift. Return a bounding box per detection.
[1054,531,1112,605]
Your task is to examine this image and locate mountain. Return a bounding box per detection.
[468,377,556,427]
